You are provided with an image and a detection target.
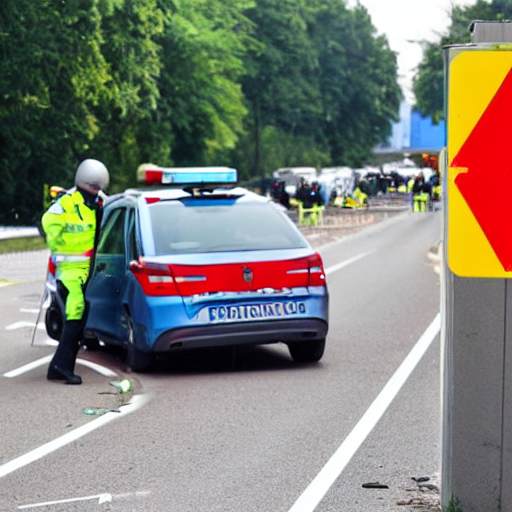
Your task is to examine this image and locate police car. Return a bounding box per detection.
[47,166,329,371]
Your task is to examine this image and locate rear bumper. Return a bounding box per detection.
[152,318,328,352]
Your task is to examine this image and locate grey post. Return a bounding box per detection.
[442,20,512,511]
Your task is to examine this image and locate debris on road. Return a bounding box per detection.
[397,474,441,511]
[362,482,389,489]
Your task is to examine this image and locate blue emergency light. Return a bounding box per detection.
[138,164,238,187]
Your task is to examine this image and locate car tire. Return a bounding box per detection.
[125,314,153,372]
[82,335,100,351]
[287,338,326,363]
[45,304,63,341]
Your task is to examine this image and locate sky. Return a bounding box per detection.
[347,0,474,104]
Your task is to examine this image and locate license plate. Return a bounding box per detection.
[206,301,306,323]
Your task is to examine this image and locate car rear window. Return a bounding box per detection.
[148,199,308,255]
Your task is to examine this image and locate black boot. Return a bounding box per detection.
[47,365,82,384]
[47,320,83,385]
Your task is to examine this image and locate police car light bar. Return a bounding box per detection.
[137,164,238,186]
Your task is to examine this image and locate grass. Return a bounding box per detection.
[0,236,47,254]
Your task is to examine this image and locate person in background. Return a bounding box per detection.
[412,172,427,212]
[41,159,109,384]
[296,177,310,204]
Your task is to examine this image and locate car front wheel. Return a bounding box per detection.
[287,339,326,363]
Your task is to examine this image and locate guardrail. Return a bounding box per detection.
[0,227,41,240]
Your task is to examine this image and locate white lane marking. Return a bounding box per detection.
[288,313,441,512]
[18,491,151,510]
[6,321,36,330]
[0,393,150,479]
[20,308,40,314]
[5,321,47,330]
[19,493,113,509]
[3,356,53,378]
[325,250,374,276]
[3,357,116,378]
[76,358,118,378]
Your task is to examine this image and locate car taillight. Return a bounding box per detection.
[48,256,56,277]
[129,258,179,296]
[307,252,327,287]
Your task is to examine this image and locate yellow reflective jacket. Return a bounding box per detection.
[42,189,97,267]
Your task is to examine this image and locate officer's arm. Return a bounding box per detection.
[41,205,65,253]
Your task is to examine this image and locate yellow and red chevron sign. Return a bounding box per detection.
[448,49,512,277]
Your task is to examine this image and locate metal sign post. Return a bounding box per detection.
[442,21,512,511]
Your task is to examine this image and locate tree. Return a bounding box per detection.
[0,0,112,223]
[86,0,167,191]
[152,0,253,168]
[413,0,512,122]
[239,0,323,177]
[312,0,402,165]
[237,0,401,176]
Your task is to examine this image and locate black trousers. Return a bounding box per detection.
[48,319,83,372]
[49,280,88,373]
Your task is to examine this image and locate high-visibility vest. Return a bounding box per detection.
[42,190,97,268]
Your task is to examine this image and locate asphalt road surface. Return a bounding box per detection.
[0,209,442,511]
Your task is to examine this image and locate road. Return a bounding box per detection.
[0,209,442,511]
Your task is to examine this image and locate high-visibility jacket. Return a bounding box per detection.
[42,189,98,320]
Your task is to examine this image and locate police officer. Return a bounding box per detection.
[42,159,109,384]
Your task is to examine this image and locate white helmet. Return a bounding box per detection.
[75,159,110,191]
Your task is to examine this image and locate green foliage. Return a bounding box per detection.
[236,0,400,175]
[312,1,402,165]
[158,0,254,166]
[413,0,512,121]
[446,496,464,512]
[0,0,401,224]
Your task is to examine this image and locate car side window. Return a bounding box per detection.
[97,208,126,255]
[126,208,139,262]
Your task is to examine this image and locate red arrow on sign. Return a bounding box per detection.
[450,67,512,272]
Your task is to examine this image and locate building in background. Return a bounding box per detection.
[377,100,445,155]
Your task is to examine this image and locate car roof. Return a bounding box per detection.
[105,186,270,207]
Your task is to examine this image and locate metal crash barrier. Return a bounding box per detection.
[297,202,324,226]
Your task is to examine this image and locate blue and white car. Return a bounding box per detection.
[46,166,329,371]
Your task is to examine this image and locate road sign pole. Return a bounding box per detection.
[442,21,512,512]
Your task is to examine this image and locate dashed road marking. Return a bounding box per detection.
[18,490,151,509]
[325,250,375,275]
[6,321,38,330]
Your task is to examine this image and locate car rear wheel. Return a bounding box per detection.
[45,303,63,341]
[82,335,100,351]
[125,314,153,372]
[287,338,326,363]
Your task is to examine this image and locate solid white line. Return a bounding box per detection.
[6,321,36,330]
[3,357,117,378]
[325,251,374,276]
[288,313,441,512]
[2,356,53,378]
[0,394,150,479]
[76,358,118,377]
